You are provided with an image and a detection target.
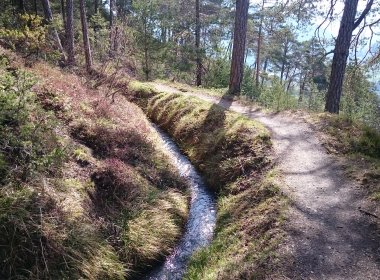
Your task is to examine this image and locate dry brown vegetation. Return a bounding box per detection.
[311,113,380,202]
[0,47,189,279]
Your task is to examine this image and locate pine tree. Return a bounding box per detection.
[65,0,75,66]
[79,0,92,72]
[229,0,249,95]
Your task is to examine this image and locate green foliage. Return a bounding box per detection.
[0,68,65,182]
[341,65,380,127]
[203,57,230,88]
[306,83,326,112]
[357,126,380,158]
[241,66,260,99]
[89,13,111,60]
[0,14,48,56]
[259,77,297,111]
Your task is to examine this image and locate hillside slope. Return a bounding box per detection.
[0,48,189,279]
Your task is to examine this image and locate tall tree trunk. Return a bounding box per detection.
[110,0,115,27]
[109,0,117,55]
[255,0,264,88]
[195,0,202,86]
[41,0,66,62]
[280,41,288,83]
[143,18,149,80]
[65,0,75,66]
[17,0,25,12]
[299,73,306,103]
[325,0,362,113]
[261,57,268,87]
[61,0,66,28]
[34,0,38,15]
[94,0,98,14]
[80,0,92,72]
[229,0,249,95]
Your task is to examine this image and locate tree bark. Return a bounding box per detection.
[17,0,25,12]
[34,0,38,15]
[299,73,306,103]
[41,0,67,62]
[255,0,264,88]
[195,0,202,86]
[143,17,150,80]
[79,0,93,72]
[280,40,288,83]
[229,0,249,95]
[325,0,359,113]
[65,0,75,66]
[110,0,115,27]
[109,0,117,55]
[94,0,98,14]
[61,0,66,29]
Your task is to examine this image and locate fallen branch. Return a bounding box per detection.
[358,207,379,219]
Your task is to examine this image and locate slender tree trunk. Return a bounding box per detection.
[109,0,117,55]
[229,0,249,95]
[325,0,358,114]
[94,0,98,14]
[261,57,268,87]
[280,42,288,83]
[255,0,264,88]
[17,0,25,12]
[143,18,149,80]
[34,0,38,15]
[79,0,92,72]
[299,73,306,103]
[61,0,66,29]
[41,0,66,62]
[195,0,202,86]
[110,0,115,27]
[65,0,75,65]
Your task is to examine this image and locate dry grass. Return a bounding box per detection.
[310,113,380,202]
[0,47,189,279]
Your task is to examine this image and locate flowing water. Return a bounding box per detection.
[146,125,217,280]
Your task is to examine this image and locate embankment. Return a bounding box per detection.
[129,82,288,279]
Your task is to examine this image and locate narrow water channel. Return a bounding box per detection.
[146,125,217,280]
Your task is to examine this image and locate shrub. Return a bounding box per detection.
[0,68,66,182]
[259,77,297,111]
[0,14,49,58]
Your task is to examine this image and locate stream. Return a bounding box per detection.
[146,125,217,280]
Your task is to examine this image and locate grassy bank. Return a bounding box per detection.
[0,48,189,279]
[312,114,380,201]
[129,84,288,278]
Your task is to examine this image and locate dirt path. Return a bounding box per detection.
[151,83,380,280]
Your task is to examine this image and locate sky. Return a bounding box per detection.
[247,0,380,88]
[248,0,379,62]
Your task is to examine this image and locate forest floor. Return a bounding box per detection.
[150,82,380,279]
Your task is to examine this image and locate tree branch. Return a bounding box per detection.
[353,0,374,30]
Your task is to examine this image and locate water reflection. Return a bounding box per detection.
[147,125,217,280]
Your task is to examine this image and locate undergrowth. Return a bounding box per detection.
[0,51,125,279]
[0,47,189,279]
[316,114,380,201]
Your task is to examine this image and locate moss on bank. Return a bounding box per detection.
[129,86,288,279]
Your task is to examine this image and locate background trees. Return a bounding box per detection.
[0,0,379,126]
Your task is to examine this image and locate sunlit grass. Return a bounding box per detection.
[129,85,289,278]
